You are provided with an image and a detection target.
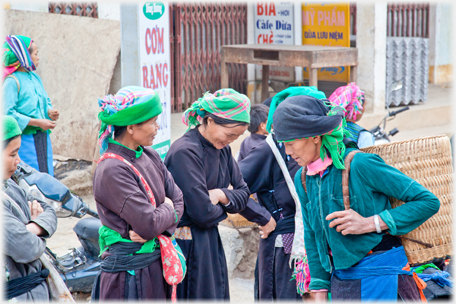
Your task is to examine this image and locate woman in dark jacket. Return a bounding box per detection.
[165,89,252,300]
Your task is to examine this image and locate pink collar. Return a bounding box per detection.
[307,156,333,177]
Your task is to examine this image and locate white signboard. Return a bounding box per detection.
[138,1,171,159]
[254,2,295,83]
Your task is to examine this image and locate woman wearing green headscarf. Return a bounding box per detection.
[2,35,59,176]
[272,95,440,301]
[164,88,251,300]
[92,86,184,300]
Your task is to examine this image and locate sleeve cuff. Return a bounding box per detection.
[379,209,397,235]
[309,278,331,291]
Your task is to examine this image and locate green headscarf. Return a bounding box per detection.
[97,86,162,154]
[266,86,326,133]
[3,35,35,78]
[272,94,349,170]
[3,116,22,141]
[182,88,250,131]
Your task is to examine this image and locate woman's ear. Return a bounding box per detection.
[312,136,321,144]
[127,124,134,134]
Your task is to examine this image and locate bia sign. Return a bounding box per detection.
[143,2,165,20]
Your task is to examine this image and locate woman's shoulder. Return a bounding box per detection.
[167,131,201,157]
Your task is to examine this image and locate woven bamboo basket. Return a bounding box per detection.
[221,213,257,228]
[220,195,257,228]
[361,134,453,265]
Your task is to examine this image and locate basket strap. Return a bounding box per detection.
[342,151,364,210]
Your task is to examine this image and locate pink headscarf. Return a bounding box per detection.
[328,83,365,120]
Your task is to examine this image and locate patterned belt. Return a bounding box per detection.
[174,226,192,240]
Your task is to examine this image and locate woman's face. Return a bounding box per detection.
[284,136,321,167]
[3,137,21,180]
[205,118,248,149]
[29,42,39,68]
[130,116,159,147]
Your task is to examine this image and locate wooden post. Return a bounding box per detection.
[221,49,229,88]
[309,68,318,88]
[261,65,269,102]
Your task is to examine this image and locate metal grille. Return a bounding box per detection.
[350,3,429,38]
[387,3,429,38]
[48,3,98,18]
[172,3,247,112]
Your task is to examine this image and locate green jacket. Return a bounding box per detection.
[294,148,440,291]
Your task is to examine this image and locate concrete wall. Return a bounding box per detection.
[356,3,387,114]
[98,3,121,21]
[3,9,120,161]
[429,3,453,83]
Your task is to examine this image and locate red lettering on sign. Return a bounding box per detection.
[142,66,149,88]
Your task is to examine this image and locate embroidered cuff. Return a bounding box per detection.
[379,209,397,235]
[174,210,178,223]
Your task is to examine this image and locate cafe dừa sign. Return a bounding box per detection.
[254,2,295,82]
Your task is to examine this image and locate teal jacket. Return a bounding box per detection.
[2,71,52,134]
[294,148,440,291]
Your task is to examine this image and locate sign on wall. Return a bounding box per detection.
[138,1,171,159]
[302,2,350,82]
[254,2,295,83]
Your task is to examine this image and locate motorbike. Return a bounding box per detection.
[11,161,101,294]
[369,80,410,145]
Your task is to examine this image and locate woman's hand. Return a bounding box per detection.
[312,291,328,301]
[26,222,45,236]
[164,197,174,209]
[48,109,59,121]
[326,209,387,235]
[38,119,56,130]
[129,230,147,243]
[28,200,44,220]
[208,189,229,206]
[258,216,276,239]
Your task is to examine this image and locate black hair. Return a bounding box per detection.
[113,125,127,138]
[202,113,248,128]
[3,135,20,150]
[248,104,269,133]
[262,97,273,107]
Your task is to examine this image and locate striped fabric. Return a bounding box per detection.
[182,88,250,130]
[2,35,35,79]
[328,83,364,120]
[98,86,156,115]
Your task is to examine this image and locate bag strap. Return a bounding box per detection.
[5,75,20,93]
[97,152,157,207]
[300,150,363,211]
[97,152,184,300]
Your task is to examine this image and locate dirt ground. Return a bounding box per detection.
[46,194,254,302]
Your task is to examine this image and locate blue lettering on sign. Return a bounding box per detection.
[278,10,290,16]
[304,30,316,39]
[256,19,274,30]
[329,31,343,41]
[276,40,284,43]
[276,20,292,31]
[276,34,284,38]
[303,66,345,75]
